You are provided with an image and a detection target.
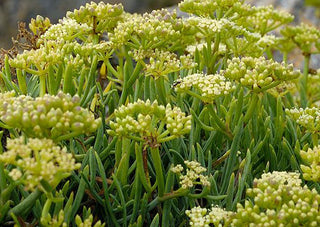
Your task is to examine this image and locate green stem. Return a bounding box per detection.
[157,188,189,202]
[54,131,81,142]
[150,147,164,197]
[47,65,55,94]
[155,77,167,105]
[300,53,310,108]
[135,143,152,192]
[106,60,121,79]
[41,197,52,221]
[157,135,177,143]
[206,104,226,131]
[283,52,288,64]
[127,61,143,89]
[116,138,131,185]
[243,93,259,123]
[63,63,74,95]
[39,75,46,96]
[312,134,318,147]
[144,76,151,100]
[16,69,27,95]
[7,189,42,219]
[186,90,206,101]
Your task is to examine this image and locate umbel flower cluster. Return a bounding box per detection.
[0,91,101,139]
[232,171,320,226]
[185,206,232,227]
[171,160,210,189]
[66,2,124,34]
[10,2,123,75]
[179,0,252,18]
[174,73,235,103]
[224,56,300,92]
[109,9,189,51]
[130,48,196,79]
[186,171,320,226]
[107,99,191,141]
[281,23,320,54]
[300,146,320,182]
[0,137,80,191]
[285,107,320,133]
[29,15,51,37]
[240,5,294,35]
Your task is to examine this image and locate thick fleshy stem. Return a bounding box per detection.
[39,75,46,96]
[150,147,164,197]
[7,189,42,220]
[300,53,310,108]
[243,93,259,123]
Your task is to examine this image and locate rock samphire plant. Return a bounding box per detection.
[0,0,320,226]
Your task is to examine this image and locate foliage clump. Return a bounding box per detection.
[1,0,320,226]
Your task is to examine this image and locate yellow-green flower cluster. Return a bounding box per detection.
[300,146,320,182]
[174,73,235,103]
[239,5,293,35]
[67,41,113,58]
[110,9,188,51]
[0,91,101,139]
[10,40,64,72]
[267,81,297,97]
[11,39,113,73]
[0,137,81,191]
[285,107,320,133]
[29,15,51,37]
[108,99,191,140]
[66,2,123,33]
[224,56,301,92]
[62,41,113,69]
[131,48,196,78]
[185,17,261,56]
[179,0,251,19]
[232,171,320,226]
[11,22,90,72]
[257,34,279,50]
[281,23,320,54]
[187,17,260,41]
[38,18,91,44]
[171,160,210,189]
[185,206,233,227]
